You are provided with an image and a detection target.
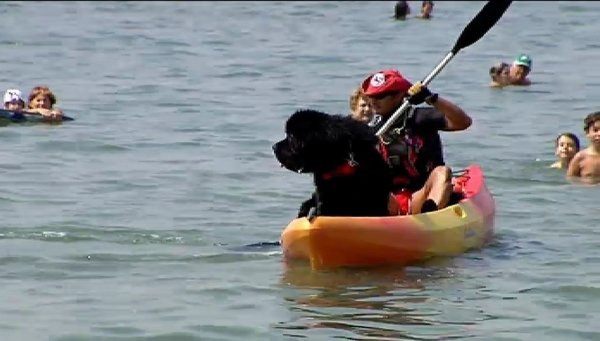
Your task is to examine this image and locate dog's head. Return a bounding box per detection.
[273,109,356,174]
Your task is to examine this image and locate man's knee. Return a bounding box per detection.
[431,165,452,183]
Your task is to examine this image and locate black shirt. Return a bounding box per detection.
[374,107,447,191]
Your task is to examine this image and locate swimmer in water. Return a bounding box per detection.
[550,132,580,169]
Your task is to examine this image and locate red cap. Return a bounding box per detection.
[361,70,412,96]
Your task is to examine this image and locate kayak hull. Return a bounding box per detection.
[280,164,495,270]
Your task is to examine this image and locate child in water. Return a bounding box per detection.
[550,133,580,169]
[419,1,434,19]
[3,89,26,111]
[567,111,600,183]
[26,85,64,122]
[489,62,510,87]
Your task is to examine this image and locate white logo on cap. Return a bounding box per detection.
[370,73,386,87]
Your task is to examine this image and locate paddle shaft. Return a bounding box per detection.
[375,0,512,137]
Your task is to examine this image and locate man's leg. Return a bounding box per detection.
[410,166,453,213]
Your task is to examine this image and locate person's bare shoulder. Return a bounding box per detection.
[566,150,585,176]
[573,150,586,161]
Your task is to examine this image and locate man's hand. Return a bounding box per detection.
[407,82,438,105]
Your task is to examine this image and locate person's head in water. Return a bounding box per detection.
[489,62,510,86]
[551,132,580,169]
[509,54,532,84]
[584,111,600,133]
[27,85,57,110]
[4,89,25,111]
[420,1,434,19]
[583,111,600,148]
[3,89,26,111]
[394,1,410,20]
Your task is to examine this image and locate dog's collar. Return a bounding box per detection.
[321,157,357,180]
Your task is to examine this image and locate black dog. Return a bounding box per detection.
[273,109,392,218]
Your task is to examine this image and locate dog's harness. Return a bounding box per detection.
[320,154,358,180]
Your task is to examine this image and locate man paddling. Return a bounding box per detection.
[362,70,472,214]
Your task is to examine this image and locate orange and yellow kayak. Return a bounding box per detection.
[280,164,495,270]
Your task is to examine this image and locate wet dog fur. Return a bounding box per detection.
[273,109,392,218]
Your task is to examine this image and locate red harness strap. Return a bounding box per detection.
[321,162,356,180]
[377,140,388,161]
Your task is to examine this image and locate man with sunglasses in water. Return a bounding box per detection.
[361,70,472,215]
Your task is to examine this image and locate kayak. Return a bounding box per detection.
[0,109,74,123]
[280,164,495,270]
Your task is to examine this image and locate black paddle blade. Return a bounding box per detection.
[452,0,512,54]
[228,241,281,252]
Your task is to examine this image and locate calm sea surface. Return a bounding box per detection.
[1,1,598,340]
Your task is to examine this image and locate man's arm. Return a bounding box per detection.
[431,96,472,132]
[408,82,472,132]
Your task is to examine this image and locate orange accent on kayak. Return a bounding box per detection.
[280,164,495,270]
